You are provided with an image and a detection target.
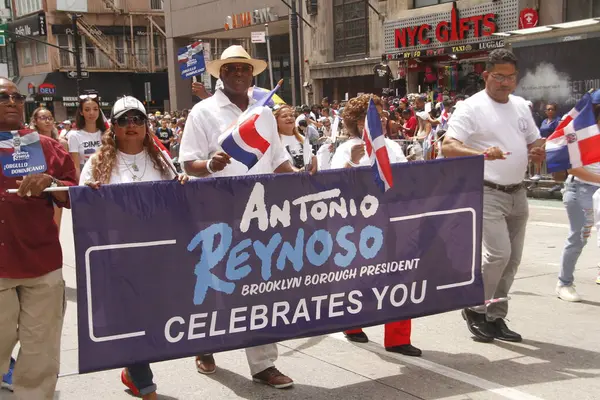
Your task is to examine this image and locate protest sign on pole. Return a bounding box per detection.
[178,41,206,79]
[0,130,47,177]
[71,156,484,373]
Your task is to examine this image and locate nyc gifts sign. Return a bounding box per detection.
[71,156,484,373]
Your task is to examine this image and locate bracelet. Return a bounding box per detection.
[206,159,215,174]
[347,159,360,168]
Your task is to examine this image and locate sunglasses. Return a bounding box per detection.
[0,93,27,104]
[221,64,253,74]
[79,94,99,101]
[114,115,147,127]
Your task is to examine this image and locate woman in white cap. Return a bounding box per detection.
[80,96,187,400]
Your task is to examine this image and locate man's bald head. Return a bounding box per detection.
[0,76,24,130]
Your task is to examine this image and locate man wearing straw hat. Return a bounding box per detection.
[179,45,297,389]
[0,77,77,398]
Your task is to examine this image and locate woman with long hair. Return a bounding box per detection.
[327,94,421,357]
[80,96,187,400]
[273,105,306,169]
[29,107,64,230]
[68,93,106,178]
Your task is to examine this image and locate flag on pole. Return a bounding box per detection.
[218,80,283,169]
[546,93,600,172]
[440,102,449,130]
[362,98,394,192]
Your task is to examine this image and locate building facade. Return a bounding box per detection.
[163,0,294,110]
[7,0,168,120]
[302,0,568,104]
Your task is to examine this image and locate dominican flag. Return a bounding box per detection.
[546,93,600,172]
[0,129,48,177]
[440,103,449,130]
[177,41,202,64]
[218,83,282,170]
[363,98,393,192]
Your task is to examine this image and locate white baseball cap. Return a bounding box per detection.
[111,96,147,119]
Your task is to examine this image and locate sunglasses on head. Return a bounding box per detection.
[79,93,99,101]
[0,93,27,104]
[114,115,147,127]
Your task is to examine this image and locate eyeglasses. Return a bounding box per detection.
[546,108,555,112]
[490,73,518,84]
[79,93,99,101]
[221,64,253,75]
[37,116,54,122]
[114,115,147,127]
[0,93,27,104]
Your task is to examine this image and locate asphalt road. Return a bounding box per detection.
[2,198,599,400]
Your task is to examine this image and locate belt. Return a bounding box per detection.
[483,181,523,194]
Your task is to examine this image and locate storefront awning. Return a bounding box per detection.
[494,18,600,47]
[15,73,47,99]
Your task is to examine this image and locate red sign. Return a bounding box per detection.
[38,83,56,95]
[394,2,497,49]
[519,8,539,29]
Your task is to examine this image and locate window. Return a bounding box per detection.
[57,35,72,67]
[115,36,127,65]
[21,43,32,66]
[566,0,600,21]
[135,36,149,66]
[150,0,163,10]
[333,0,369,60]
[15,0,42,17]
[35,42,47,64]
[153,35,167,68]
[414,0,453,7]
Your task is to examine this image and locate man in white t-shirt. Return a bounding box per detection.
[179,45,303,390]
[443,49,545,344]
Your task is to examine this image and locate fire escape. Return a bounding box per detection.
[62,0,167,72]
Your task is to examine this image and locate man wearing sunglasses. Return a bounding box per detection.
[0,77,77,398]
[443,49,545,343]
[179,45,301,390]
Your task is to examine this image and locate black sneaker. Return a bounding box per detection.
[343,332,369,343]
[386,344,422,357]
[461,309,495,342]
[492,319,522,342]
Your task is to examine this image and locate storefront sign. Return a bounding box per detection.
[519,8,539,29]
[42,96,53,102]
[251,31,266,43]
[394,3,497,48]
[224,7,278,30]
[51,25,158,36]
[38,83,56,95]
[383,0,518,55]
[8,13,47,41]
[388,39,505,60]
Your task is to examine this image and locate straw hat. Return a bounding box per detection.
[206,45,267,78]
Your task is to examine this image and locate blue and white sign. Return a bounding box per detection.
[178,41,206,79]
[0,130,48,177]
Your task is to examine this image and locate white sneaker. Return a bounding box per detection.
[530,174,542,181]
[556,284,582,302]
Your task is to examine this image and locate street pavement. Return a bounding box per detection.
[2,198,599,400]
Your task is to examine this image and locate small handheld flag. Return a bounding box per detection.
[363,98,394,192]
[546,93,600,172]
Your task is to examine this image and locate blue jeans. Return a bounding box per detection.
[127,363,156,395]
[559,180,599,286]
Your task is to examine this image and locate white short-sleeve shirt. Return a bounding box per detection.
[67,129,102,170]
[446,90,540,185]
[329,137,407,170]
[179,89,289,177]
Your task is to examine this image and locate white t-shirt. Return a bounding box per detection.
[68,129,102,169]
[329,137,407,170]
[79,149,175,185]
[446,90,540,185]
[295,113,307,127]
[575,163,600,186]
[179,89,289,177]
[280,134,303,164]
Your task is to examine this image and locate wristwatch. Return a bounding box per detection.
[49,176,60,188]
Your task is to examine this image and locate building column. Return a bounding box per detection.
[166,37,193,111]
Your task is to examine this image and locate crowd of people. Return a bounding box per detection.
[1,45,599,400]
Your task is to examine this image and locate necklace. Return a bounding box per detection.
[119,153,147,181]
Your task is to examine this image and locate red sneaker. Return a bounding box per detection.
[121,368,141,397]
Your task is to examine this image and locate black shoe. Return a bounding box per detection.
[461,309,495,342]
[492,319,522,342]
[344,332,369,343]
[386,344,422,357]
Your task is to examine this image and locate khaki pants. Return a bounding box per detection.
[0,269,65,400]
[471,187,529,320]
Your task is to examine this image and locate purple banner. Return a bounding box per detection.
[71,156,484,373]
